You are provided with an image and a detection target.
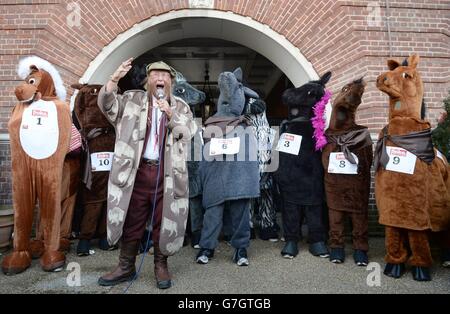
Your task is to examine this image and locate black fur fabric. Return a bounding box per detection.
[274,72,332,205]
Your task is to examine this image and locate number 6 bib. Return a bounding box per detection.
[19,100,59,160]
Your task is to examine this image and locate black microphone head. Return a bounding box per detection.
[156,88,165,100]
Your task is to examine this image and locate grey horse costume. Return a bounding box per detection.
[196,68,260,266]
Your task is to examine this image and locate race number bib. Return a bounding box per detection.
[328,152,359,175]
[385,146,416,175]
[276,133,302,155]
[91,152,113,172]
[210,138,240,156]
[19,100,59,160]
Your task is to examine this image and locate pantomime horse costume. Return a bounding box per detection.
[375,54,450,281]
[2,56,73,274]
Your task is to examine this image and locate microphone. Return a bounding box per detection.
[155,88,166,116]
[156,88,165,100]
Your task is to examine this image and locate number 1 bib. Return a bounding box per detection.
[385,146,417,175]
[19,100,59,160]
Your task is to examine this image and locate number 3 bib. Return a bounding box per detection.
[19,100,59,160]
[276,133,302,155]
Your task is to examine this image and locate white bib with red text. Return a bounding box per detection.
[385,146,416,175]
[19,100,59,160]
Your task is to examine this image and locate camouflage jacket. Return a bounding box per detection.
[98,87,196,255]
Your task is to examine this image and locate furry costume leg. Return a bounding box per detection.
[59,156,80,251]
[256,187,277,230]
[282,199,301,242]
[304,205,327,244]
[385,226,409,264]
[79,201,105,240]
[350,211,369,251]
[407,230,432,267]
[1,153,34,274]
[328,209,345,249]
[36,159,66,271]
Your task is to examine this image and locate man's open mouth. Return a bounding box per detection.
[156,84,165,89]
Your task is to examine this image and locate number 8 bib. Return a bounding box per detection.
[19,100,59,160]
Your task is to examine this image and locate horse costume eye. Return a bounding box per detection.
[28,78,36,85]
[402,73,410,79]
[177,88,185,94]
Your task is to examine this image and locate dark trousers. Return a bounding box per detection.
[79,201,107,240]
[328,209,368,251]
[121,163,164,245]
[189,196,204,234]
[200,199,251,250]
[282,200,326,243]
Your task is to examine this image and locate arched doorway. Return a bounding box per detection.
[117,37,293,125]
[79,10,318,88]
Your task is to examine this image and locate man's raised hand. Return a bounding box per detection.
[111,58,134,82]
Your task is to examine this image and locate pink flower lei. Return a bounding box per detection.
[311,90,332,151]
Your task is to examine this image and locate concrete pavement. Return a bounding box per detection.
[0,237,449,294]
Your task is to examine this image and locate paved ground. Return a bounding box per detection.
[0,237,449,294]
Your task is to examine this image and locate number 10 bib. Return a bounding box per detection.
[91,152,114,172]
[19,100,59,160]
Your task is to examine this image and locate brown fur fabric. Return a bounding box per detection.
[376,54,450,269]
[376,55,450,232]
[322,78,372,250]
[2,68,71,274]
[71,84,115,240]
[385,227,432,267]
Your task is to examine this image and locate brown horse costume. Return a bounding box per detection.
[322,78,373,265]
[71,84,116,255]
[375,54,450,281]
[2,56,72,274]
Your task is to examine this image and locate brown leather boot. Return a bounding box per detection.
[154,244,172,289]
[98,241,139,286]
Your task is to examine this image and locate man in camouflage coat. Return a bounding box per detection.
[97,59,196,289]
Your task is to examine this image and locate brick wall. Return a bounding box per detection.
[0,0,449,235]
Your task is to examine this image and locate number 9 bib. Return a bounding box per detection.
[19,100,59,160]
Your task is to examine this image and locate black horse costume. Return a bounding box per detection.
[274,72,332,259]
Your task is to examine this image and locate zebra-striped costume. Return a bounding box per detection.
[245,107,277,230]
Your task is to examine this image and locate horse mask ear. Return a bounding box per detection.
[319,71,332,86]
[243,86,259,99]
[407,54,420,69]
[387,59,401,71]
[233,68,243,82]
[71,83,86,90]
